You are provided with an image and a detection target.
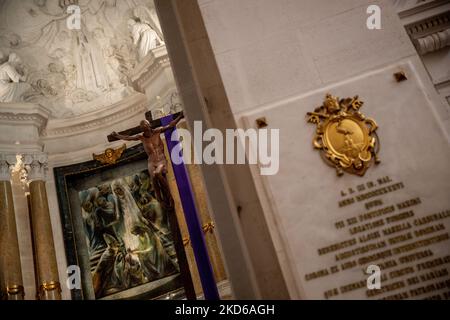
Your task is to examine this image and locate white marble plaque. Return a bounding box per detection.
[242,60,450,299]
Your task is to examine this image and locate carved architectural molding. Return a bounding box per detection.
[0,103,50,154]
[23,153,48,181]
[150,91,183,119]
[395,2,450,110]
[137,56,171,89]
[0,103,50,134]
[394,0,450,19]
[0,113,47,130]
[0,153,18,181]
[416,27,450,54]
[131,46,172,92]
[129,45,182,119]
[41,93,148,138]
[405,10,450,39]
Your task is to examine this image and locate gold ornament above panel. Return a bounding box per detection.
[306,94,380,177]
[92,144,126,165]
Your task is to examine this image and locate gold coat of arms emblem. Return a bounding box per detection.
[306,94,380,176]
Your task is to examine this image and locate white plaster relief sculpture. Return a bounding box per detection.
[0,0,162,118]
[0,52,31,102]
[128,18,162,61]
[133,5,164,43]
[93,28,122,89]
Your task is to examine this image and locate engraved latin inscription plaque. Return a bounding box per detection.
[243,62,450,299]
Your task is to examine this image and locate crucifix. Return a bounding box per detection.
[109,111,183,209]
[107,112,220,300]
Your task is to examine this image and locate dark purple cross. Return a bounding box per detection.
[108,112,220,300]
[161,114,220,300]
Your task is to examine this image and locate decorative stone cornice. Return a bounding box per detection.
[0,113,47,131]
[0,153,18,181]
[23,153,48,182]
[134,57,171,89]
[405,11,450,40]
[395,0,450,19]
[400,8,450,56]
[416,27,450,54]
[41,93,148,138]
[0,103,51,134]
[131,46,172,92]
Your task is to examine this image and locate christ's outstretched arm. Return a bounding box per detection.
[111,131,142,141]
[156,112,184,133]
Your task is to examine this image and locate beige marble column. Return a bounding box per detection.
[0,154,25,300]
[24,153,61,300]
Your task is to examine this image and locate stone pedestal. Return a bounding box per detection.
[25,154,61,300]
[0,154,24,300]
